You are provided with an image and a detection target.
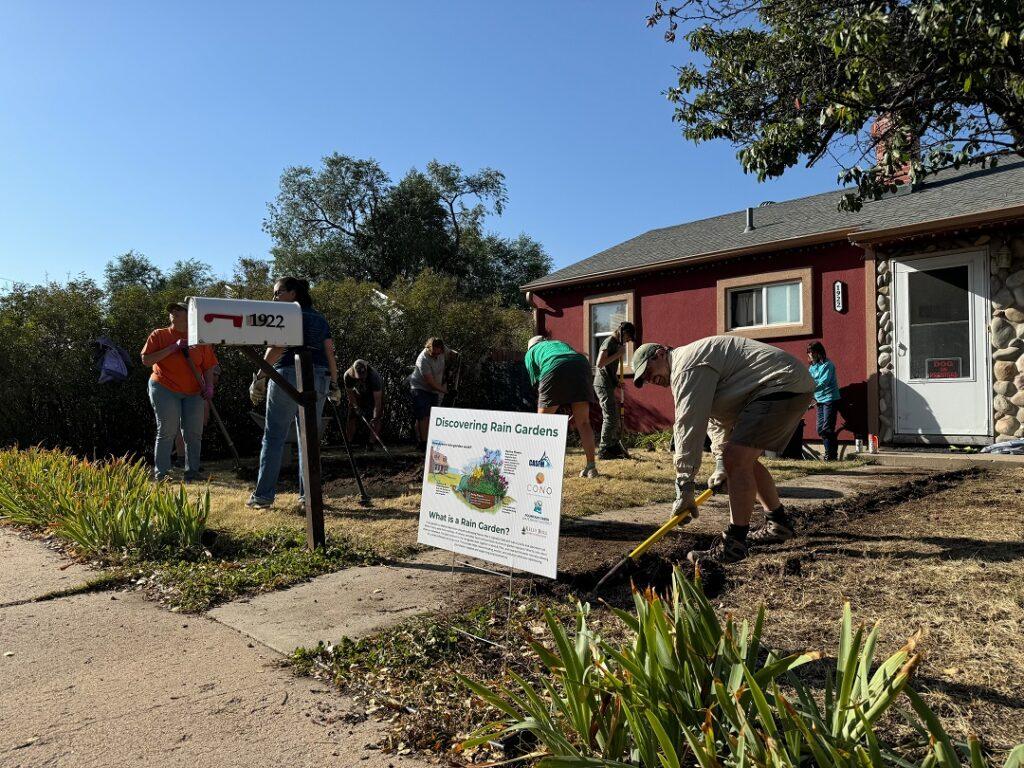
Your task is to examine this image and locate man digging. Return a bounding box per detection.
[593,321,637,460]
[343,359,383,446]
[632,336,815,565]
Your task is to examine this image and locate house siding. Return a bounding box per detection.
[534,243,869,443]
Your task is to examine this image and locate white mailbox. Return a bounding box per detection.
[187,296,304,347]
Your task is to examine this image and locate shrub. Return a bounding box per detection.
[0,271,532,459]
[461,568,1024,767]
[0,447,208,559]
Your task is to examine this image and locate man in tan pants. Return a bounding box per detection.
[632,336,815,565]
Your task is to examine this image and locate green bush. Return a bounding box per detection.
[461,568,1024,768]
[0,447,208,559]
[0,270,532,459]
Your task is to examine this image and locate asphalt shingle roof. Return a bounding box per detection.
[525,159,1024,290]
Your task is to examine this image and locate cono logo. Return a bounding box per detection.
[535,472,545,484]
[527,482,553,497]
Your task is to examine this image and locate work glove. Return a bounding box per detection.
[172,338,189,353]
[707,456,728,493]
[201,383,214,401]
[328,380,342,405]
[249,374,267,406]
[672,476,699,522]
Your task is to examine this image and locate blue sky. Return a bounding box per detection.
[0,1,842,288]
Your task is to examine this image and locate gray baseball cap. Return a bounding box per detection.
[631,343,661,389]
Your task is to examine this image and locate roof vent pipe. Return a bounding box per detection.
[744,207,755,233]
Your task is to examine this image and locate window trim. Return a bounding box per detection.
[716,267,814,339]
[582,290,636,372]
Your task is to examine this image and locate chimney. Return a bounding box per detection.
[744,207,755,233]
[870,115,918,186]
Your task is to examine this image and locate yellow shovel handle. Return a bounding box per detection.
[628,487,713,561]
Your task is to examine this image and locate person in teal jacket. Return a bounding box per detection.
[807,342,841,461]
[524,336,600,478]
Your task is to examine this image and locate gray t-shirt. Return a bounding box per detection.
[594,335,623,389]
[409,349,446,392]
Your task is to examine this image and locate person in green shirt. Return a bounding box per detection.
[593,321,637,459]
[524,336,600,478]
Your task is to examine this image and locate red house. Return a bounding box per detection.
[523,161,1024,448]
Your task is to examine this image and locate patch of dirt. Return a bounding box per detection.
[722,466,1024,758]
[322,456,423,499]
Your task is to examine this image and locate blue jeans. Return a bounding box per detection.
[148,379,205,479]
[253,366,330,503]
[816,400,839,461]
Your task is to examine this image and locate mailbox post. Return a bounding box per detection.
[188,296,326,550]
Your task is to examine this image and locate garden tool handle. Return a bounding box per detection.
[627,488,713,561]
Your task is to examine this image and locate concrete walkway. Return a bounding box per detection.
[0,530,431,768]
[0,531,94,607]
[210,465,932,652]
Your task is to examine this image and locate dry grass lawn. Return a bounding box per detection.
[202,449,861,560]
[722,467,1024,757]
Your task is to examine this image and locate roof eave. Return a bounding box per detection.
[521,226,857,293]
[847,203,1024,245]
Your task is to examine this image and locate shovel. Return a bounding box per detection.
[593,487,714,593]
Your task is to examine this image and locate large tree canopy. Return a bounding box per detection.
[263,154,549,303]
[648,0,1024,209]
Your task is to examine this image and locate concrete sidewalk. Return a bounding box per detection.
[0,529,430,768]
[861,450,1024,471]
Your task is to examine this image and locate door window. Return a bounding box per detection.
[907,265,971,380]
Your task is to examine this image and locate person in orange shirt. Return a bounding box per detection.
[140,302,219,481]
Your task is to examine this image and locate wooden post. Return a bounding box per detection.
[295,349,326,550]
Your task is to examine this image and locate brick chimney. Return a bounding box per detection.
[870,115,918,185]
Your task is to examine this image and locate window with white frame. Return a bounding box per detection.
[589,299,628,361]
[727,280,802,329]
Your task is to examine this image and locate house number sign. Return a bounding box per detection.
[833,280,846,313]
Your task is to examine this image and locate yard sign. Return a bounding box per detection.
[417,407,567,579]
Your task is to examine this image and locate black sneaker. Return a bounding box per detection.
[687,533,748,565]
[748,518,796,545]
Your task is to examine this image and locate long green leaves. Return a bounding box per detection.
[462,568,1022,768]
[0,447,208,558]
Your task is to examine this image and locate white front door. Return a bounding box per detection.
[892,250,990,440]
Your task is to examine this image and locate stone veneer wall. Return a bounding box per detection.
[873,229,1024,443]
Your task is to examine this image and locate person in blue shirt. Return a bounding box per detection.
[807,342,841,461]
[247,277,340,509]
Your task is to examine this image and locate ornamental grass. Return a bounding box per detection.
[461,568,1024,768]
[0,447,208,559]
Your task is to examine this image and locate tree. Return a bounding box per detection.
[425,160,508,254]
[369,169,455,285]
[262,154,390,282]
[164,259,215,295]
[462,233,552,307]
[103,251,164,293]
[262,153,549,303]
[647,0,1024,209]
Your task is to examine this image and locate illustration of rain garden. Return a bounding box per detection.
[455,449,509,511]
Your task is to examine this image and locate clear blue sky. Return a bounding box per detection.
[0,1,842,288]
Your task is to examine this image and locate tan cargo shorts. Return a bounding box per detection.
[729,391,815,454]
